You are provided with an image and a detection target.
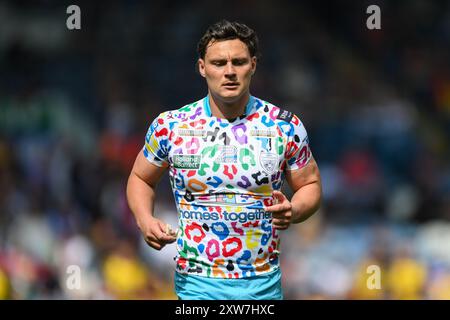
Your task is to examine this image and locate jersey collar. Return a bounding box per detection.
[203,95,256,119]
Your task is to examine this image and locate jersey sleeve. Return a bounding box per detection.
[285,114,312,171]
[142,112,171,167]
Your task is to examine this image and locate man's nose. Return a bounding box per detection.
[224,62,236,77]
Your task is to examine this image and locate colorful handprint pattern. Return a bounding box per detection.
[143,96,312,278]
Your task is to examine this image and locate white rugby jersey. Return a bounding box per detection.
[143,95,312,279]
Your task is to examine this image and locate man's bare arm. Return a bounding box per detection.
[285,157,322,224]
[126,151,175,250]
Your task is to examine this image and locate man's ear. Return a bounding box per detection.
[251,56,257,75]
[198,59,206,78]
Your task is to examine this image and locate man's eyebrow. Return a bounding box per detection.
[209,58,227,62]
[208,57,249,62]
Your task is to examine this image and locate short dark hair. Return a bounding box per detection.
[197,20,260,60]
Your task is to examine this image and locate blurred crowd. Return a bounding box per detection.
[0,1,449,299]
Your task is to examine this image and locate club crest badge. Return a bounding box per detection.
[259,151,278,175]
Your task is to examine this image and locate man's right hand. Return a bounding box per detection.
[138,217,177,250]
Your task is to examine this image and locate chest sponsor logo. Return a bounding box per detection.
[250,129,276,137]
[260,151,278,175]
[215,145,238,164]
[177,129,207,137]
[180,209,271,223]
[196,190,256,207]
[174,155,201,169]
[198,193,238,205]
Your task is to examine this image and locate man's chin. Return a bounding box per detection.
[217,90,244,102]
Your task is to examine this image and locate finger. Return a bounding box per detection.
[271,210,292,219]
[272,218,289,226]
[272,218,290,229]
[272,190,287,203]
[265,203,291,213]
[158,233,176,243]
[161,236,177,244]
[144,238,164,250]
[149,227,176,244]
[165,223,179,237]
[145,233,175,247]
[273,224,289,230]
[155,221,176,242]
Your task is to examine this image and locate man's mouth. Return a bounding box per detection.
[223,82,239,89]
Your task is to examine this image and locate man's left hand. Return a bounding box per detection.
[265,190,293,230]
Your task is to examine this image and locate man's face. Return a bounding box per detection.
[198,39,257,103]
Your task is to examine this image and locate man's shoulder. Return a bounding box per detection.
[156,98,205,123]
[253,96,300,125]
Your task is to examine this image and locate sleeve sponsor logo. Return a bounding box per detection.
[276,109,293,123]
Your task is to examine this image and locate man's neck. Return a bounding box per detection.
[208,92,250,120]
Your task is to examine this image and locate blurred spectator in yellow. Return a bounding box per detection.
[386,243,427,300]
[0,268,11,299]
[102,239,176,299]
[102,240,152,299]
[348,242,389,299]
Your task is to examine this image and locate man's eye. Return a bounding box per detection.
[212,62,225,66]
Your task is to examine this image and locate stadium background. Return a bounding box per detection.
[0,0,449,299]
